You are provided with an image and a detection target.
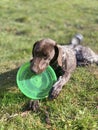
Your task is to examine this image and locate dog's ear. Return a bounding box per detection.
[51,45,62,66]
[32,41,39,56]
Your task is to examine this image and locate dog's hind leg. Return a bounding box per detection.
[90,54,98,65]
[82,47,98,65]
[76,45,98,66]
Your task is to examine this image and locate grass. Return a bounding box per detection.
[0,0,98,129]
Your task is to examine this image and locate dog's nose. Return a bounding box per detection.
[30,63,36,74]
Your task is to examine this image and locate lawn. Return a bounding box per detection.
[0,0,98,129]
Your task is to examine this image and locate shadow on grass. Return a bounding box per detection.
[0,68,30,114]
[0,68,19,90]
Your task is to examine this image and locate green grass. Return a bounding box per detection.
[0,0,98,129]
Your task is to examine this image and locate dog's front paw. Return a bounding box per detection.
[49,84,62,99]
[28,100,39,112]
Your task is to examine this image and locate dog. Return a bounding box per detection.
[29,34,98,111]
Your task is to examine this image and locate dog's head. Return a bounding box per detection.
[30,38,62,74]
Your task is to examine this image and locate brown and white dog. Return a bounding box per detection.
[29,34,98,111]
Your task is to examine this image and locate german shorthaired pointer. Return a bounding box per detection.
[29,34,98,111]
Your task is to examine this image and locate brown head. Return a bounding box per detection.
[30,38,62,74]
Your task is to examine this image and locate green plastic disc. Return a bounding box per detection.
[16,62,57,99]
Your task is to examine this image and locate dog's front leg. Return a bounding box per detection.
[49,72,71,99]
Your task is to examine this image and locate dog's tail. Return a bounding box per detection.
[70,33,83,47]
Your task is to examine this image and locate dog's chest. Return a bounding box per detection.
[50,60,65,78]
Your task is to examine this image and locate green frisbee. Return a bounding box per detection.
[16,62,57,100]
